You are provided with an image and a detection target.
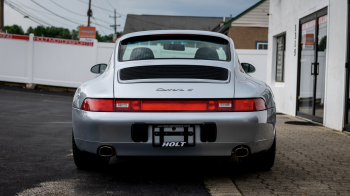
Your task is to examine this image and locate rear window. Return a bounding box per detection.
[119,35,230,61]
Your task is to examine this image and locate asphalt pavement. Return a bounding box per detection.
[1,85,350,196]
[0,85,210,196]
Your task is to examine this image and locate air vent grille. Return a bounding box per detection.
[119,65,229,81]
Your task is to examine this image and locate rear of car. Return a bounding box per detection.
[72,30,276,170]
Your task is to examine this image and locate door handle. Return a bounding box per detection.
[311,63,319,75]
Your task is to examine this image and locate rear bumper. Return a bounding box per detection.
[72,108,276,156]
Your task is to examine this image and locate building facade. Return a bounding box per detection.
[266,0,349,131]
[123,15,230,35]
[215,0,270,49]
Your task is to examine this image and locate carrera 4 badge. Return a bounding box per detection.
[156,88,193,91]
[162,142,186,147]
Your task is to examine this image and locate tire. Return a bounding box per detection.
[239,137,276,171]
[255,137,276,170]
[72,131,109,169]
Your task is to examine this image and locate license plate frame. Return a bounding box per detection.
[152,124,196,147]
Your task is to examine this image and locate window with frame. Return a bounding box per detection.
[275,34,285,82]
[256,41,268,50]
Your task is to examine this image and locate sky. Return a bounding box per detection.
[4,0,260,36]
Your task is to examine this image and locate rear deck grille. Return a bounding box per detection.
[119,65,229,81]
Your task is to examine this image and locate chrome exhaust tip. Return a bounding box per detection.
[233,146,249,158]
[98,146,115,157]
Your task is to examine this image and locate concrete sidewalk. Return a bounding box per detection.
[209,114,350,196]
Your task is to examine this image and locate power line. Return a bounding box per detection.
[4,0,49,26]
[92,17,106,35]
[49,0,85,16]
[49,0,111,25]
[76,0,114,13]
[106,0,114,9]
[11,0,112,33]
[4,3,45,26]
[11,0,74,28]
[30,0,84,26]
[90,21,113,30]
[7,0,53,26]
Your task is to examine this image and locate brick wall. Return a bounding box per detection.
[227,26,268,49]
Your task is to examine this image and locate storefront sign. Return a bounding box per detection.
[79,26,96,42]
[0,34,29,40]
[34,37,94,46]
[302,34,314,50]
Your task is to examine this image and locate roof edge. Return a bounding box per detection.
[224,0,267,27]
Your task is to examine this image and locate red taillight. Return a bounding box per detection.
[81,98,266,112]
[233,99,266,112]
[81,99,114,112]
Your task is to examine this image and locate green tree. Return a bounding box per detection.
[4,25,24,35]
[318,36,327,51]
[6,24,118,42]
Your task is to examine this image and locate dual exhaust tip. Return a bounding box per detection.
[98,146,116,157]
[233,146,249,158]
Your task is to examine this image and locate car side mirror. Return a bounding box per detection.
[241,63,256,73]
[91,64,108,74]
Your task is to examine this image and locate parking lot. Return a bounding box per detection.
[1,85,350,196]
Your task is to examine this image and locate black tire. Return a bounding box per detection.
[239,137,276,171]
[257,137,276,170]
[72,132,109,169]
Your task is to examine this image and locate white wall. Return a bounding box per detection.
[0,37,30,83]
[236,49,267,82]
[267,0,348,131]
[0,35,268,88]
[0,35,115,88]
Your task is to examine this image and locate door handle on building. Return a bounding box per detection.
[311,63,319,75]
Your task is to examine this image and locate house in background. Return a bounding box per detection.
[123,15,231,34]
[214,0,270,49]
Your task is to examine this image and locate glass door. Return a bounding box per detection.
[297,8,327,123]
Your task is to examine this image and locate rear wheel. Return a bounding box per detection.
[256,137,276,170]
[239,137,276,171]
[72,132,109,169]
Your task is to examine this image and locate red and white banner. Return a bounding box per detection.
[301,20,315,31]
[34,37,94,46]
[318,15,327,25]
[0,33,93,46]
[0,34,29,41]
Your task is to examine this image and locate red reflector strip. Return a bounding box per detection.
[81,99,114,112]
[115,100,232,112]
[142,100,207,111]
[81,99,266,112]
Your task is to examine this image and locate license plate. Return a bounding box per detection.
[152,124,195,147]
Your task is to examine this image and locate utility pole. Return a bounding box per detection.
[87,0,92,26]
[0,0,4,32]
[110,9,120,36]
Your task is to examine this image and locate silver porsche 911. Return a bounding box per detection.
[72,30,276,170]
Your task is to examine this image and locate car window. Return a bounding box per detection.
[91,64,99,73]
[119,35,230,62]
[100,64,107,73]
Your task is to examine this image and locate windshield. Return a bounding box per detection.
[119,35,230,61]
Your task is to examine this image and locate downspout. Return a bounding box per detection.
[344,0,350,131]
